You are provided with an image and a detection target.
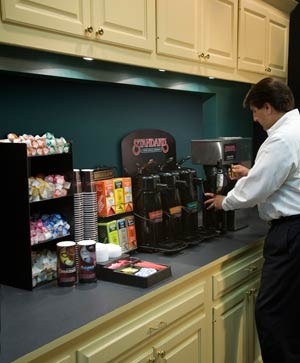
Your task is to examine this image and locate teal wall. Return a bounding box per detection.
[0,45,253,174]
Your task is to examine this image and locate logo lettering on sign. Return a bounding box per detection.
[132,138,169,156]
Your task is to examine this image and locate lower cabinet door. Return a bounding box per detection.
[247,278,263,363]
[212,287,248,363]
[128,307,208,363]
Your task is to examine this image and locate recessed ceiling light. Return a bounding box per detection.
[158,69,166,72]
[83,57,94,61]
[208,76,215,79]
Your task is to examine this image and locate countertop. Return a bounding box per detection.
[0,208,269,363]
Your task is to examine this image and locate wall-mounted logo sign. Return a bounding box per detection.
[132,137,169,156]
[121,129,176,176]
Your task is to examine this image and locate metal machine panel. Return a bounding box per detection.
[191,137,252,166]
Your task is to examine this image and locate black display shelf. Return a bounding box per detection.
[0,142,74,290]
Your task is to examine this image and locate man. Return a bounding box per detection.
[204,77,300,363]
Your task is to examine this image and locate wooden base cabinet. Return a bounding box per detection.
[13,240,265,363]
[211,245,264,363]
[76,278,209,363]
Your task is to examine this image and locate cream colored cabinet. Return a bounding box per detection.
[122,307,208,363]
[238,0,289,79]
[76,278,209,363]
[0,0,155,52]
[213,285,248,363]
[247,278,262,363]
[13,241,265,363]
[211,247,264,363]
[156,0,238,69]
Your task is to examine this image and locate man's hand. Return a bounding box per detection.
[229,164,249,180]
[204,193,225,210]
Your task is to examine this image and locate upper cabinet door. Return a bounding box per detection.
[1,0,155,52]
[202,0,238,69]
[238,0,289,78]
[92,0,155,52]
[267,12,289,78]
[238,0,267,75]
[1,0,91,36]
[156,0,201,61]
[156,0,238,68]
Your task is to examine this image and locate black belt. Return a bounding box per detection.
[270,214,300,226]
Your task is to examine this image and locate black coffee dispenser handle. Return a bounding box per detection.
[156,183,168,192]
[176,155,192,168]
[175,179,188,189]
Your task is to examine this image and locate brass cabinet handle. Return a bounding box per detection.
[158,350,166,358]
[198,52,210,60]
[148,357,156,362]
[96,28,104,36]
[246,287,257,296]
[85,26,93,34]
[265,67,272,72]
[148,321,167,334]
[245,265,257,273]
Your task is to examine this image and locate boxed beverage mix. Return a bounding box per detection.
[113,178,125,214]
[125,215,137,251]
[98,220,119,244]
[117,218,129,252]
[122,177,133,212]
[96,179,115,217]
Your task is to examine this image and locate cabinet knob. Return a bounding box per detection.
[198,53,210,60]
[96,28,104,36]
[148,321,167,334]
[265,67,272,72]
[148,357,156,362]
[85,26,94,34]
[245,265,257,273]
[246,288,257,296]
[158,350,166,358]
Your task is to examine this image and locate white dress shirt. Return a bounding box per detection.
[222,109,300,221]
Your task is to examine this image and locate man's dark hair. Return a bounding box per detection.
[243,77,295,112]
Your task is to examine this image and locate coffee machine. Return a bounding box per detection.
[191,137,252,232]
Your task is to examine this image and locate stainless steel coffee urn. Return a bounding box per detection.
[191,137,252,232]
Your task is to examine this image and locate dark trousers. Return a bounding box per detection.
[255,217,300,363]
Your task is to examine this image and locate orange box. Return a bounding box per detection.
[122,177,133,212]
[125,215,137,251]
[95,179,116,217]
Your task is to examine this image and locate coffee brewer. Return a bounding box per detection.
[133,174,165,247]
[191,137,252,233]
[133,171,187,252]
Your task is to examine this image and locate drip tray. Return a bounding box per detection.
[183,227,221,247]
[138,241,187,255]
[137,228,220,254]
